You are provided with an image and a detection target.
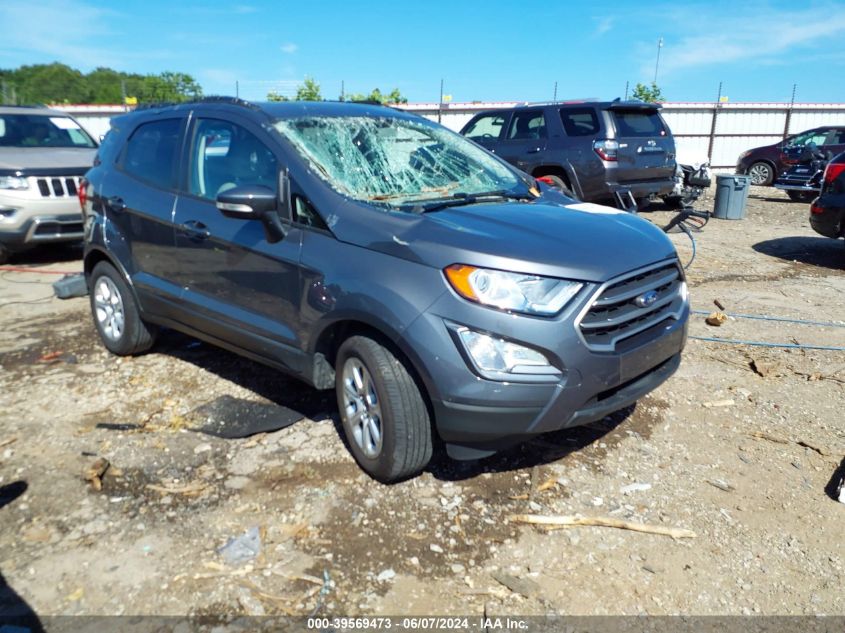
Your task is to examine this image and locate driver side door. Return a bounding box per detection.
[170,114,305,371]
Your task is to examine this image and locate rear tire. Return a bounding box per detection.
[335,335,433,482]
[0,243,9,265]
[89,262,157,355]
[748,161,774,186]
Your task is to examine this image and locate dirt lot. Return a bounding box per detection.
[0,186,843,620]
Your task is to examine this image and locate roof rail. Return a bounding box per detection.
[197,95,262,111]
[132,101,179,112]
[132,96,262,112]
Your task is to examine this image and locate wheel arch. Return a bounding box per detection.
[309,317,439,430]
[531,164,581,197]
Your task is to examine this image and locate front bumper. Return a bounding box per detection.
[406,260,689,459]
[0,212,84,249]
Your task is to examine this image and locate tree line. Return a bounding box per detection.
[267,77,408,105]
[0,63,202,105]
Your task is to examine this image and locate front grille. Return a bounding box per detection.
[579,261,684,352]
[35,177,81,198]
[33,221,84,237]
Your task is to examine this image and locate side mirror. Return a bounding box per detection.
[216,181,292,243]
[216,185,278,219]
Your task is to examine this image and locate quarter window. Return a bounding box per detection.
[190,119,278,200]
[120,119,182,189]
[559,108,600,136]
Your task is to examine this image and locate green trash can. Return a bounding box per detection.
[712,174,752,220]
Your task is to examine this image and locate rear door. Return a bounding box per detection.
[497,109,548,173]
[104,115,186,309]
[608,104,675,184]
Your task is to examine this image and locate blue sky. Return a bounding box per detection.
[2,0,845,104]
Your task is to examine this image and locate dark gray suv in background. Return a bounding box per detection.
[460,100,677,207]
[82,98,689,481]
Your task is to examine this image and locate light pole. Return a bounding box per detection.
[654,37,664,84]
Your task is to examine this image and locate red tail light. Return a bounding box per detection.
[810,201,824,215]
[77,178,88,211]
[823,162,845,187]
[593,139,618,161]
[536,176,556,186]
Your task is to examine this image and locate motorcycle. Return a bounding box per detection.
[773,142,831,202]
[663,159,712,209]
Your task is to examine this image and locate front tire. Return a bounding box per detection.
[748,161,774,186]
[539,174,576,199]
[89,262,157,355]
[335,335,433,482]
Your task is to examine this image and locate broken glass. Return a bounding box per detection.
[274,115,523,209]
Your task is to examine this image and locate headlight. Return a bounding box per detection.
[0,176,28,190]
[444,264,582,315]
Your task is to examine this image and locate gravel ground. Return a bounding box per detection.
[0,185,843,619]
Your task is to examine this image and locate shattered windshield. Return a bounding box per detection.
[274,115,522,207]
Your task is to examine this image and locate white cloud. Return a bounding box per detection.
[651,4,845,78]
[594,17,614,36]
[0,0,124,69]
[280,43,298,54]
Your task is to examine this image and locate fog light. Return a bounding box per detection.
[458,328,559,376]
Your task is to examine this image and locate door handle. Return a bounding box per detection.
[179,220,211,241]
[526,148,542,154]
[106,196,126,213]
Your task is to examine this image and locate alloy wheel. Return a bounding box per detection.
[341,358,383,458]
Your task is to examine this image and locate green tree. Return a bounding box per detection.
[85,67,124,104]
[631,82,664,103]
[295,77,322,101]
[266,91,289,102]
[345,87,407,104]
[0,63,201,105]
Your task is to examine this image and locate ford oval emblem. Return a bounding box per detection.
[634,290,659,308]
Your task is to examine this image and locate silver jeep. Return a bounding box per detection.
[0,105,97,262]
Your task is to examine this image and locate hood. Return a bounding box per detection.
[338,196,678,283]
[0,147,96,173]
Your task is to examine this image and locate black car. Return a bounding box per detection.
[737,126,845,186]
[810,151,845,241]
[80,98,688,481]
[459,100,677,207]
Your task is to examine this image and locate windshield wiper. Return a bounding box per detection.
[413,190,531,213]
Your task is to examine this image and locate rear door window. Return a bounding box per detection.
[119,119,182,190]
[559,108,600,136]
[506,111,547,140]
[612,110,667,137]
[463,114,506,141]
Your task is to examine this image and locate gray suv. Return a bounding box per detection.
[0,105,97,262]
[82,99,689,481]
[460,101,677,206]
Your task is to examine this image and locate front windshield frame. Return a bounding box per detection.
[273,113,525,209]
[0,113,97,149]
